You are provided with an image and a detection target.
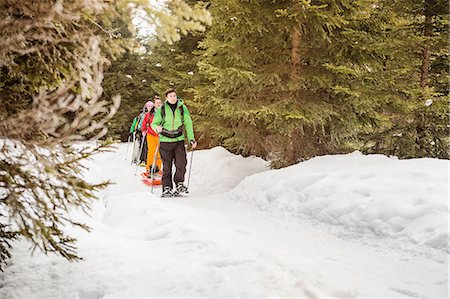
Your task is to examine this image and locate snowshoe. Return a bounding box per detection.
[141,171,162,186]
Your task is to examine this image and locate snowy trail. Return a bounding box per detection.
[0,143,447,299]
[162,196,447,298]
[95,144,447,298]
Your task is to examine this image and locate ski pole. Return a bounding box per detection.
[187,147,194,190]
[130,131,137,165]
[134,133,146,175]
[125,134,131,160]
[151,137,161,194]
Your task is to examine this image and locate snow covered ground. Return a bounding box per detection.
[0,144,448,298]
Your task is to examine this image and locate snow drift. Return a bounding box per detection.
[227,151,448,252]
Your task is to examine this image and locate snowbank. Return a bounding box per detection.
[188,146,268,196]
[228,151,449,252]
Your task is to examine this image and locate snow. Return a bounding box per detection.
[228,151,449,253]
[0,144,448,298]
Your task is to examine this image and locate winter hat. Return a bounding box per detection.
[144,101,154,111]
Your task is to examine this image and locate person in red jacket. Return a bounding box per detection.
[141,96,162,177]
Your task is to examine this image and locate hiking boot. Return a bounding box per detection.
[176,182,189,194]
[161,187,173,198]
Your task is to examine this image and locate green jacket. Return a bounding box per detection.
[129,116,138,133]
[151,100,195,143]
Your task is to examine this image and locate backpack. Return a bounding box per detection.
[160,103,186,138]
[160,103,185,125]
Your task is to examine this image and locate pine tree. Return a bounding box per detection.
[102,0,211,141]
[0,0,123,271]
[191,0,395,165]
[102,49,159,141]
[362,0,449,158]
[144,31,205,99]
[142,0,210,103]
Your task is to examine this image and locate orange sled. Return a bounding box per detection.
[141,171,162,186]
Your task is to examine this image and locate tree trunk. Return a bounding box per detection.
[420,2,433,89]
[290,26,301,81]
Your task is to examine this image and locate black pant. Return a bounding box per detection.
[159,141,187,189]
[139,133,148,164]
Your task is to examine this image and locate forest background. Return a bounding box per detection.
[105,0,449,167]
[0,0,448,271]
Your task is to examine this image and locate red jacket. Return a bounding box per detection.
[141,112,158,136]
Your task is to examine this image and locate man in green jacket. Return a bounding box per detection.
[151,89,197,197]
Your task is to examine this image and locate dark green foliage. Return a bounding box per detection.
[0,219,18,272]
[362,0,449,159]
[104,31,206,141]
[0,0,210,271]
[102,50,159,141]
[190,0,390,165]
[0,143,110,261]
[102,0,212,140]
[144,0,447,164]
[0,0,124,271]
[146,32,205,98]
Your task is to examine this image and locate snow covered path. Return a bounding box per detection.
[0,144,448,298]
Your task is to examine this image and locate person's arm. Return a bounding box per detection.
[141,113,149,134]
[148,114,158,135]
[151,107,163,133]
[130,116,139,133]
[182,105,195,143]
